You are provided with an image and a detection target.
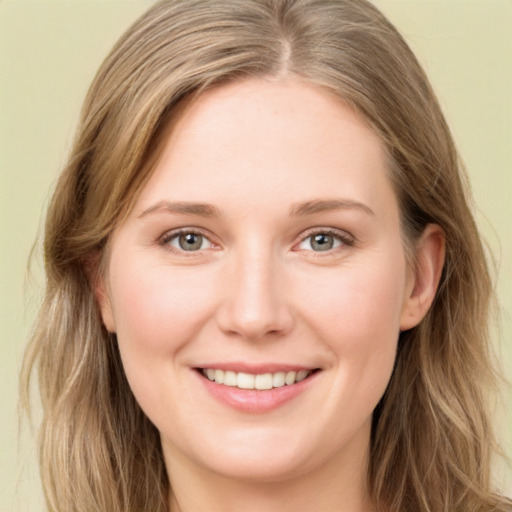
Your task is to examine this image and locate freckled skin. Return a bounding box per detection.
[98,78,440,511]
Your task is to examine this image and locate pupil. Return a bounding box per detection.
[179,233,202,251]
[312,234,333,251]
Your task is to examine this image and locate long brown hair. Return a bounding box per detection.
[21,1,511,510]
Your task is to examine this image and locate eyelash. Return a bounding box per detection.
[294,228,355,255]
[158,228,217,256]
[158,227,355,255]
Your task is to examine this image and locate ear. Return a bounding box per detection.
[83,252,116,333]
[95,274,116,333]
[400,224,446,331]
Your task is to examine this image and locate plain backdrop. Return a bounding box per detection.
[1,1,511,510]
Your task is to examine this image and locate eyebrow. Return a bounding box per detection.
[138,197,375,219]
[289,198,375,217]
[138,201,219,218]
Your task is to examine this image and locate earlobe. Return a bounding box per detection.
[83,253,116,333]
[95,275,116,333]
[400,224,446,331]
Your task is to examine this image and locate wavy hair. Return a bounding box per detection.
[21,0,511,510]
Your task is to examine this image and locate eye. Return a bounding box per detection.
[163,230,214,252]
[297,230,351,252]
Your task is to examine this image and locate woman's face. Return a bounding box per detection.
[99,79,421,482]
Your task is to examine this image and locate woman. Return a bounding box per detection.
[21,0,511,511]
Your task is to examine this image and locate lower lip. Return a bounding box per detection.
[196,371,319,413]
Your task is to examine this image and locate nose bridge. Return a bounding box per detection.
[216,239,292,340]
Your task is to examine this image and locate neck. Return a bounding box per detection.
[166,433,374,512]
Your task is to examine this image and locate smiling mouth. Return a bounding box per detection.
[198,368,319,390]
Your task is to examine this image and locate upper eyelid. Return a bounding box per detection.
[158,227,217,248]
[160,226,212,240]
[296,226,354,243]
[293,228,356,253]
[157,226,354,249]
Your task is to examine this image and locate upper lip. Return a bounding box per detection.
[194,362,320,374]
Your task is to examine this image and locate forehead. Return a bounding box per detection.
[133,78,397,222]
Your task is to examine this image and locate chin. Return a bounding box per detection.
[202,446,314,483]
[163,423,321,483]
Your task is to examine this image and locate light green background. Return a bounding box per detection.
[1,1,510,510]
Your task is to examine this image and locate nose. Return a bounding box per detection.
[215,248,294,341]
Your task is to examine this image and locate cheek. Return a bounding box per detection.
[296,252,406,393]
[106,260,219,422]
[302,260,405,346]
[109,263,216,356]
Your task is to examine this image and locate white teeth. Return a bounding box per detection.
[284,371,296,385]
[214,369,224,384]
[223,371,237,387]
[272,372,286,387]
[296,370,308,382]
[201,368,313,389]
[255,373,273,390]
[237,372,255,389]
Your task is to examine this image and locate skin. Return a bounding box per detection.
[98,78,445,512]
